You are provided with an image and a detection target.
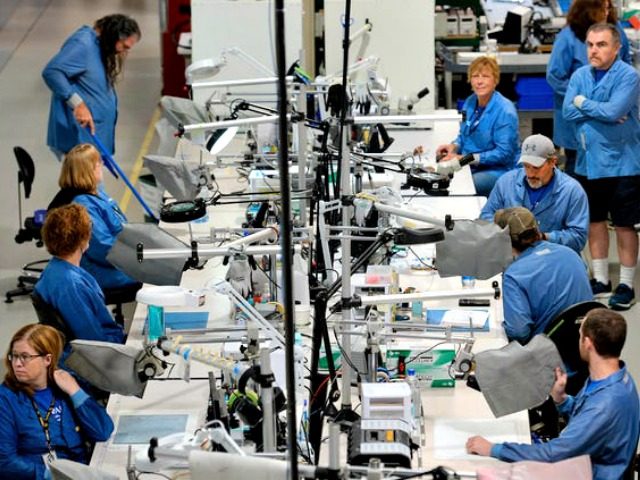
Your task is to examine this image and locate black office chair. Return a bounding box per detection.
[5,146,49,303]
[31,291,75,341]
[545,300,607,396]
[103,282,142,326]
[529,300,607,439]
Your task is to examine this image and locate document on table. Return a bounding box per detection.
[113,413,191,444]
[433,417,530,459]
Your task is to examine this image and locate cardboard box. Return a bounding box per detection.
[385,347,455,388]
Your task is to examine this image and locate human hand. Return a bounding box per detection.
[74,102,95,134]
[436,157,462,175]
[53,369,81,396]
[573,95,586,109]
[618,115,628,124]
[436,143,457,161]
[466,435,493,456]
[550,366,568,404]
[413,145,424,157]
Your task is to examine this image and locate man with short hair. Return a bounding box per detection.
[467,308,640,480]
[494,207,592,343]
[480,134,589,253]
[563,22,640,310]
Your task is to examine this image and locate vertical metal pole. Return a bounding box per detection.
[260,349,277,452]
[296,84,308,225]
[339,130,354,410]
[273,1,299,479]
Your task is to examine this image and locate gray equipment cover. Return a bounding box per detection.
[65,340,148,398]
[436,220,512,279]
[50,459,119,480]
[144,154,202,201]
[475,334,563,417]
[107,223,187,286]
[160,95,210,129]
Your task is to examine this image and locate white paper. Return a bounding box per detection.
[441,309,489,328]
[433,417,530,460]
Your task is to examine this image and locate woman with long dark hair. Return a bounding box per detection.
[42,14,140,159]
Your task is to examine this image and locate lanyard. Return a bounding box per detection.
[30,395,57,461]
[465,105,485,135]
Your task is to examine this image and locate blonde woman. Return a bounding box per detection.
[48,143,139,290]
[433,56,519,197]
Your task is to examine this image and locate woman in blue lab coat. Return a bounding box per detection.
[546,0,631,176]
[435,56,519,197]
[48,143,140,291]
[35,204,125,348]
[42,14,140,158]
[0,324,113,479]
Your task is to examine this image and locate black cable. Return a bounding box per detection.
[332,328,364,376]
[407,246,437,270]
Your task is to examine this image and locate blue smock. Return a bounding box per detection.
[0,385,114,480]
[491,363,640,480]
[547,24,631,149]
[73,190,137,290]
[34,257,124,345]
[563,59,640,179]
[502,241,592,343]
[454,90,519,173]
[42,26,117,155]
[479,167,589,253]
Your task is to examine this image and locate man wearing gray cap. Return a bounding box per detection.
[494,207,592,344]
[480,134,589,254]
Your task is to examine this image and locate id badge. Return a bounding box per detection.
[42,450,57,469]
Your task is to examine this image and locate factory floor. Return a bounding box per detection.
[0,0,639,417]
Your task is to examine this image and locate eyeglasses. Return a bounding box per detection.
[8,353,44,364]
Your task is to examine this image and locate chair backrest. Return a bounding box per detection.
[30,291,75,341]
[544,300,606,395]
[14,146,36,199]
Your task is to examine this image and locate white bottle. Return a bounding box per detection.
[406,368,422,423]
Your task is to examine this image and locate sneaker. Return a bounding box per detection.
[590,279,612,297]
[609,284,636,311]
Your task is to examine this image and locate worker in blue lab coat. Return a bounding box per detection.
[479,134,589,254]
[48,143,139,291]
[467,308,639,480]
[35,204,125,349]
[426,56,519,197]
[0,324,113,479]
[563,23,640,311]
[42,14,140,158]
[493,207,592,343]
[547,0,630,176]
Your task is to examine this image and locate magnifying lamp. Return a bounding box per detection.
[185,57,226,84]
[205,125,239,154]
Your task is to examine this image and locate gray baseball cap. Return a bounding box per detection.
[518,134,556,167]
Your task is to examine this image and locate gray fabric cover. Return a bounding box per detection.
[50,459,119,480]
[160,95,210,129]
[475,335,563,417]
[107,223,187,286]
[143,154,201,201]
[65,340,147,398]
[436,220,512,279]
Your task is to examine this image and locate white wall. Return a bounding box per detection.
[190,0,303,106]
[324,0,436,112]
